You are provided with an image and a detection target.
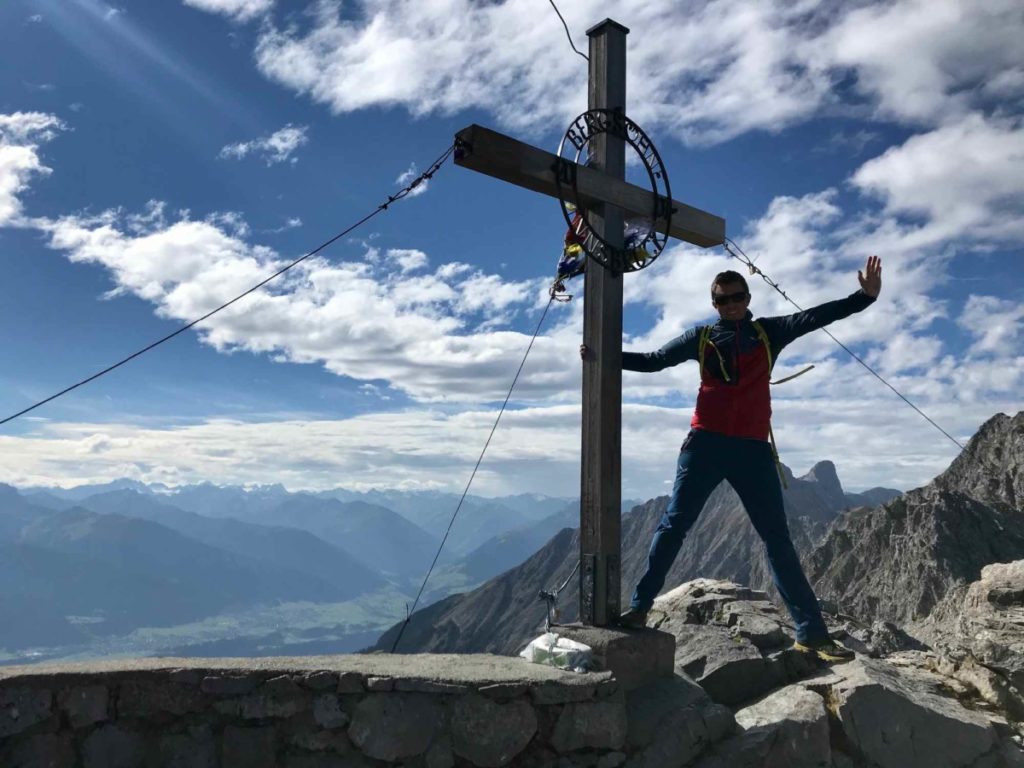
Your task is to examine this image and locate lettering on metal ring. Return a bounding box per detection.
[554,109,672,274]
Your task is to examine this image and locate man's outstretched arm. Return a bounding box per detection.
[764,256,882,348]
[620,327,702,372]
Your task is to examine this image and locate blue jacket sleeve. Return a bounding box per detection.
[759,290,876,351]
[622,327,700,372]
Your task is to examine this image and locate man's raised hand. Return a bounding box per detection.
[858,255,882,298]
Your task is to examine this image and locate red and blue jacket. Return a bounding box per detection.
[622,290,876,441]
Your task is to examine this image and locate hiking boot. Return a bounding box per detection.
[618,608,649,629]
[793,637,855,663]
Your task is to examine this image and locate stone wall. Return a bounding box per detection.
[0,653,659,768]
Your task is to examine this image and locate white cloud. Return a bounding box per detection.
[35,204,571,403]
[249,0,838,145]
[959,295,1024,354]
[851,114,1024,244]
[26,14,43,23]
[219,124,309,165]
[182,0,273,22]
[0,112,65,143]
[813,0,1023,125]
[0,393,1014,496]
[0,112,64,227]
[232,0,1024,146]
[386,248,429,274]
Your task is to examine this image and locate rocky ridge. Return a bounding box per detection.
[808,412,1024,633]
[636,576,1024,768]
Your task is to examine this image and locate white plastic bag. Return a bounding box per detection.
[519,632,593,672]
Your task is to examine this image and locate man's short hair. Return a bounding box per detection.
[711,270,749,295]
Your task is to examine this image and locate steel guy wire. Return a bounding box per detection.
[722,237,967,453]
[391,294,557,653]
[547,0,589,62]
[0,144,457,428]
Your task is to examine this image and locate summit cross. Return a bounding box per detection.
[453,19,725,626]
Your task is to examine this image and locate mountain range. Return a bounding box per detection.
[0,480,633,658]
[374,411,1023,656]
[372,457,905,654]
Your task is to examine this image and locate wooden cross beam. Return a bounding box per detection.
[453,19,725,627]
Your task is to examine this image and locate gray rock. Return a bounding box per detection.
[215,686,310,719]
[287,728,351,753]
[200,674,259,696]
[158,726,216,768]
[728,611,789,651]
[934,412,1023,510]
[957,560,1024,692]
[336,673,364,694]
[168,669,202,685]
[624,673,734,768]
[58,685,108,729]
[845,621,928,657]
[694,685,831,768]
[550,698,627,753]
[830,658,999,768]
[0,732,74,768]
[479,682,528,700]
[450,694,537,767]
[651,580,768,634]
[284,754,367,768]
[365,676,393,692]
[425,735,456,768]
[672,623,785,706]
[302,671,339,691]
[394,679,469,694]
[531,681,598,705]
[83,725,146,768]
[222,725,277,768]
[117,680,205,718]
[936,655,1024,723]
[313,694,350,729]
[0,688,51,739]
[347,693,444,761]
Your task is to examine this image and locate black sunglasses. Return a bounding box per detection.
[712,290,749,306]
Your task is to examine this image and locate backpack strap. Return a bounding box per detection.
[751,320,790,489]
[697,325,731,382]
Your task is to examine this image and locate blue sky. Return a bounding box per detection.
[0,0,1021,496]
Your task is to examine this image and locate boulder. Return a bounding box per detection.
[672,623,785,706]
[624,673,734,768]
[693,685,831,768]
[957,561,1024,692]
[826,658,1000,768]
[450,694,537,766]
[347,693,445,762]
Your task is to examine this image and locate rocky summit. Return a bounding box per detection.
[636,575,1024,767]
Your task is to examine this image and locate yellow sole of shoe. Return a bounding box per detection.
[793,643,854,663]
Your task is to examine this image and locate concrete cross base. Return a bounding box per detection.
[555,624,676,691]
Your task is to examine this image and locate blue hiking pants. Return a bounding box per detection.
[630,429,829,643]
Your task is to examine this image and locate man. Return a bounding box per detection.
[613,255,882,662]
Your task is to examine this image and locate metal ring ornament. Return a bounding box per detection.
[554,109,672,274]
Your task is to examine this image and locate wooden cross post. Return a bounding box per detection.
[453,19,725,627]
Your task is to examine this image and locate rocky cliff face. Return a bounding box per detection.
[807,412,1024,629]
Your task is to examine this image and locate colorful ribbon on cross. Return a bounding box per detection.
[551,204,656,300]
